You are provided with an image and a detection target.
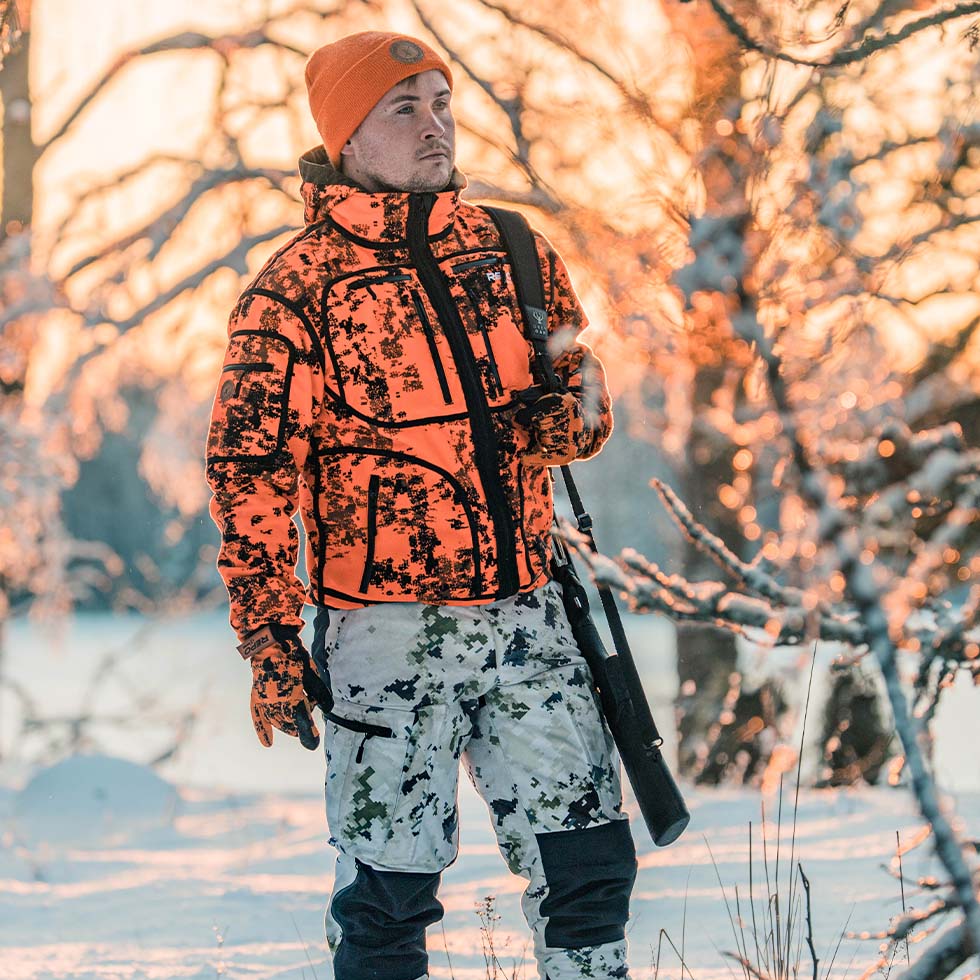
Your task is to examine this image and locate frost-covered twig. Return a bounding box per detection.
[827,421,967,496]
[893,926,973,980]
[618,543,866,647]
[889,899,956,944]
[651,477,805,608]
[742,319,980,963]
[36,5,329,153]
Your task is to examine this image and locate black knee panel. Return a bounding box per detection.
[331,859,443,980]
[536,819,637,949]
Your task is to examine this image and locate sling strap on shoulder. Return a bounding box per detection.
[483,204,663,752]
[482,206,562,394]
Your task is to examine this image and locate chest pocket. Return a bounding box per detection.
[447,254,534,402]
[325,270,463,424]
[208,329,294,462]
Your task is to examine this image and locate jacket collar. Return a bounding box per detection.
[298,145,467,243]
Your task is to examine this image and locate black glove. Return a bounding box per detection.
[514,386,585,466]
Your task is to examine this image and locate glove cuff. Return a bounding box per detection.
[238,623,302,661]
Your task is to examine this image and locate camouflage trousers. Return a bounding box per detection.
[314,580,637,980]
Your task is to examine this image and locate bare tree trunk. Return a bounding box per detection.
[660,4,790,783]
[0,1,33,671]
[1,0,35,240]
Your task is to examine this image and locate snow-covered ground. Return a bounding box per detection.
[1,610,977,980]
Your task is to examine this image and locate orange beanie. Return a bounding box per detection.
[305,32,454,168]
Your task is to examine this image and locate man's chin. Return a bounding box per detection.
[370,162,454,194]
[406,159,454,192]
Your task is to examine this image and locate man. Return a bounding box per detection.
[206,30,637,980]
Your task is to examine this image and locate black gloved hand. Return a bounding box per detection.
[514,386,585,467]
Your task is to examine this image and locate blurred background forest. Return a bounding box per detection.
[1,0,979,788]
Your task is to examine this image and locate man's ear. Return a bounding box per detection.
[340,139,354,158]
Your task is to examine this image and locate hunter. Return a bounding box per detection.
[206,30,637,980]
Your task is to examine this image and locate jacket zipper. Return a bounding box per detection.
[463,284,503,398]
[407,194,519,598]
[515,461,535,582]
[411,290,453,405]
[359,474,380,594]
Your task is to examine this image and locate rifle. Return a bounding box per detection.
[485,206,691,846]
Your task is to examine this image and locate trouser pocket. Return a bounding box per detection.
[325,699,416,861]
[325,699,463,873]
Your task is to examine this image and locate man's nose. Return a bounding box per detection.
[420,110,447,139]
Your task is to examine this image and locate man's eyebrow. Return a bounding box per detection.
[388,89,451,105]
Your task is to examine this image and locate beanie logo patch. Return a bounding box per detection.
[389,40,424,64]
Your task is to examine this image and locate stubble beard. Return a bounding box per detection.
[361,148,454,194]
[372,168,453,194]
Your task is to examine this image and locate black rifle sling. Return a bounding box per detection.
[484,205,663,751]
[482,206,561,393]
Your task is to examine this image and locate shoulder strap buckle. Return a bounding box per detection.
[525,306,549,342]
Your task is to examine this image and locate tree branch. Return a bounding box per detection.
[36,0,334,153]
[702,0,980,68]
[893,925,973,980]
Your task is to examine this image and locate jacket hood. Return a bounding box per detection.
[298,145,468,240]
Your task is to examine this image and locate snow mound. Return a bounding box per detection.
[11,753,178,846]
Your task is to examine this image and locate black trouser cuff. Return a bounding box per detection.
[537,819,637,949]
[331,859,443,980]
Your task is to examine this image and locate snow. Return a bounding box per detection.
[1,610,977,979]
[11,755,178,848]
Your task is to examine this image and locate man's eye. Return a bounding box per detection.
[397,105,414,114]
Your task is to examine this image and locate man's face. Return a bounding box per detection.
[341,69,455,194]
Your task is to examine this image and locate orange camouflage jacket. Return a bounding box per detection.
[206,147,613,641]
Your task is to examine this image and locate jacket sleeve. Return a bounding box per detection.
[205,290,324,642]
[535,234,614,460]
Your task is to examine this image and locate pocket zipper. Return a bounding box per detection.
[347,271,413,295]
[452,255,502,272]
[221,362,274,372]
[464,285,503,398]
[326,712,396,763]
[359,475,380,594]
[411,290,453,405]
